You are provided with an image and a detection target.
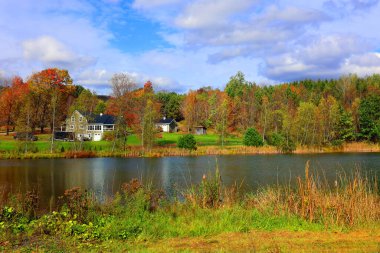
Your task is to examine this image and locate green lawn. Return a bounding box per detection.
[159,132,242,146]
[0,132,242,153]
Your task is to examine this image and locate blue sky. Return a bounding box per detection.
[1,0,380,94]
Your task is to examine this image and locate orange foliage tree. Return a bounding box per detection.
[26,68,74,133]
[0,76,29,135]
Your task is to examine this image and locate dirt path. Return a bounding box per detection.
[139,230,380,252]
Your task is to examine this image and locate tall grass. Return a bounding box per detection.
[246,161,379,227]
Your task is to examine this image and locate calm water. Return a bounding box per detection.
[0,153,379,207]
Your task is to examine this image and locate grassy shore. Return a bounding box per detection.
[1,133,380,159]
[0,165,379,252]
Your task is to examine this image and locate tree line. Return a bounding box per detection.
[1,68,380,150]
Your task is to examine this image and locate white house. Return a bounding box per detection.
[64,110,115,141]
[156,117,177,133]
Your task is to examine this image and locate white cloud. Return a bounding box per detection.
[175,0,254,29]
[342,53,380,75]
[262,34,380,81]
[301,35,371,67]
[23,36,74,63]
[133,0,181,9]
[22,36,96,70]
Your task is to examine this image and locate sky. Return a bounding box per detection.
[1,0,380,94]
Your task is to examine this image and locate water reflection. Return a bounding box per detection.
[0,153,379,208]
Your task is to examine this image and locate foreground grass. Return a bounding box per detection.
[1,165,379,252]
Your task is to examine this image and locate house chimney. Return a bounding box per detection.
[100,113,103,116]
[163,116,166,120]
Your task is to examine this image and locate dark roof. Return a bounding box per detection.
[76,110,115,124]
[89,114,115,124]
[157,118,175,124]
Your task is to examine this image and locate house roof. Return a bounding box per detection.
[76,111,115,124]
[88,114,115,124]
[157,118,175,124]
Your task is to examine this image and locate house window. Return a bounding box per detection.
[95,125,101,131]
[88,125,94,131]
[79,116,83,122]
[70,125,74,129]
[71,116,75,122]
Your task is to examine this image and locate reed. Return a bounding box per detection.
[246,161,379,227]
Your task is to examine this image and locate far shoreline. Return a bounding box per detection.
[0,142,379,160]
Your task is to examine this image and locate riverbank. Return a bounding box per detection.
[1,142,380,159]
[1,167,379,252]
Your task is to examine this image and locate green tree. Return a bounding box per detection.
[142,99,158,150]
[156,92,184,121]
[268,132,296,153]
[225,71,247,98]
[293,102,318,146]
[336,108,355,142]
[69,89,100,114]
[177,134,197,150]
[359,95,380,141]
[216,97,228,147]
[243,127,263,147]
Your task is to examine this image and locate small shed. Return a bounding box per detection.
[156,117,177,133]
[194,126,207,135]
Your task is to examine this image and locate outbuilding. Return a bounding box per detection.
[156,117,177,133]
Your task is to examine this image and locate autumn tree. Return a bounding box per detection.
[317,95,340,144]
[215,93,228,146]
[182,91,197,132]
[0,76,28,135]
[69,88,100,114]
[136,81,160,150]
[107,73,137,152]
[27,68,74,133]
[293,102,318,146]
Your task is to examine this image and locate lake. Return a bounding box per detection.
[0,153,379,207]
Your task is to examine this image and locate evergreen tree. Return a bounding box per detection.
[243,128,263,147]
[177,134,197,150]
[359,95,380,141]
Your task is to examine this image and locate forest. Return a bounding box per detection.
[1,68,380,151]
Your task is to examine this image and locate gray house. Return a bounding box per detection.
[64,110,115,141]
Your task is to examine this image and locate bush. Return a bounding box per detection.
[267,133,284,147]
[243,128,263,147]
[279,138,296,153]
[102,131,115,141]
[177,134,197,150]
[268,133,296,153]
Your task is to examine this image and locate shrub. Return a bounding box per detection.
[243,128,263,147]
[102,131,116,141]
[279,138,296,153]
[177,134,197,150]
[268,133,296,153]
[267,133,284,147]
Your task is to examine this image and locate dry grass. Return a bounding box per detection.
[247,161,380,227]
